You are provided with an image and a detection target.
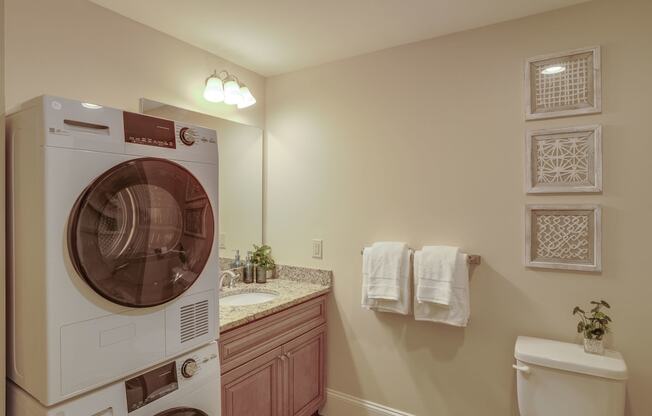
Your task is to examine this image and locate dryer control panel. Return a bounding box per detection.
[123,112,176,149]
[121,111,217,164]
[174,122,217,148]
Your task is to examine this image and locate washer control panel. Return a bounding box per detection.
[175,349,219,383]
[180,358,198,378]
[125,342,219,413]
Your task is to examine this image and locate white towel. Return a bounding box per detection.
[414,251,470,327]
[362,243,410,315]
[415,246,460,305]
[365,242,407,300]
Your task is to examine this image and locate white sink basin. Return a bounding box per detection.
[220,290,279,307]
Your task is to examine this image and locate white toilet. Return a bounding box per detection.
[514,336,628,416]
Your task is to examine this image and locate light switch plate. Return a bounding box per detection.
[312,239,323,259]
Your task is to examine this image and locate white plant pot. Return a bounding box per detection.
[583,338,605,355]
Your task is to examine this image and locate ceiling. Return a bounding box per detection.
[90,0,589,76]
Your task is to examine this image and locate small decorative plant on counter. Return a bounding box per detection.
[252,244,276,283]
[573,299,612,355]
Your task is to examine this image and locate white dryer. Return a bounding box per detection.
[6,96,220,406]
[8,341,220,416]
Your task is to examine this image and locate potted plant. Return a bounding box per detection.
[252,244,275,283]
[573,300,612,355]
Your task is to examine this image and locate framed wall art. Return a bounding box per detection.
[525,125,602,193]
[525,204,601,272]
[525,46,601,120]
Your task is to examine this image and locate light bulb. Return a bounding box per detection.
[203,75,224,102]
[237,85,256,109]
[541,65,566,75]
[223,75,243,105]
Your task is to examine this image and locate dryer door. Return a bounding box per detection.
[68,157,215,307]
[154,409,209,416]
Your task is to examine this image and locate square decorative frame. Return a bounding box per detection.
[525,125,602,193]
[525,204,601,272]
[525,46,601,120]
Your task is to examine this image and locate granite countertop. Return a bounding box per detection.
[219,265,332,332]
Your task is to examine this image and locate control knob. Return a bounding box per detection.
[179,127,196,146]
[181,358,198,378]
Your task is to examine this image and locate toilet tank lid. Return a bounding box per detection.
[514,336,628,380]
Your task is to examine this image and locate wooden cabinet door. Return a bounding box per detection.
[282,325,326,416]
[222,346,284,416]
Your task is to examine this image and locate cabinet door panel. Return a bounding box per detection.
[283,325,326,416]
[222,347,283,416]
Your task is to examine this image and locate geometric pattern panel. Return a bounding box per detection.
[536,134,591,185]
[525,125,602,193]
[525,46,601,120]
[525,205,602,272]
[535,212,590,261]
[534,54,591,110]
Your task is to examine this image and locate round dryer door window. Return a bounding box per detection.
[68,157,215,307]
[154,409,208,416]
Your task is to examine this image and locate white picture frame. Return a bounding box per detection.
[525,125,602,194]
[524,46,601,120]
[525,204,602,272]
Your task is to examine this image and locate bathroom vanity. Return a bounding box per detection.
[218,267,331,416]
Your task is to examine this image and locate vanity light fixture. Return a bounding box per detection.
[541,65,566,75]
[202,69,256,109]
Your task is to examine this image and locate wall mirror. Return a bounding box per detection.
[140,98,263,265]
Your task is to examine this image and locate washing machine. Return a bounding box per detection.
[6,95,220,406]
[7,341,220,416]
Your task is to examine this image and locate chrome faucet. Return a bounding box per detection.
[219,270,239,289]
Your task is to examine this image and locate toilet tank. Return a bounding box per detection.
[514,336,627,416]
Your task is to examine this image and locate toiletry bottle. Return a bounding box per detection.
[255,264,267,284]
[230,250,242,269]
[243,252,254,284]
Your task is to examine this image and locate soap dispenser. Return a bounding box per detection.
[230,250,242,269]
[243,251,254,284]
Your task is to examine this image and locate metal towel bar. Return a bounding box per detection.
[361,247,481,265]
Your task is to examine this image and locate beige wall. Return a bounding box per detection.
[265,0,652,414]
[4,0,265,128]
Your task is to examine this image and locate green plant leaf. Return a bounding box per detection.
[573,306,585,315]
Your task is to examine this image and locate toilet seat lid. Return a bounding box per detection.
[514,336,628,380]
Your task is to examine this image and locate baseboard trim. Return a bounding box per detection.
[321,388,415,416]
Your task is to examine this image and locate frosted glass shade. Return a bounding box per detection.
[237,85,256,109]
[223,76,242,105]
[203,76,224,102]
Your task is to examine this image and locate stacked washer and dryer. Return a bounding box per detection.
[6,96,221,415]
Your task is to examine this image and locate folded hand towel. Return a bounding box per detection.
[414,251,470,327]
[362,242,410,315]
[365,242,408,301]
[415,246,460,305]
